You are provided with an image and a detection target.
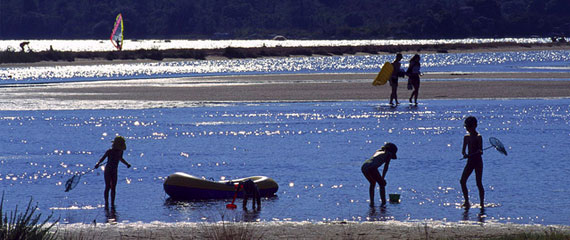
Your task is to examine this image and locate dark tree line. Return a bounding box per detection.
[1,0,569,40]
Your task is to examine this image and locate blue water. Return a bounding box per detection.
[2,50,570,84]
[1,99,568,225]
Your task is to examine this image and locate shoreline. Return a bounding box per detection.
[55,221,570,239]
[2,73,569,106]
[2,42,570,67]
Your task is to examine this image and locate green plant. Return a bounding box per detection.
[0,193,59,240]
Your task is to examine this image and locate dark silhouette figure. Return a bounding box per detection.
[361,143,397,207]
[389,53,405,106]
[235,179,261,211]
[407,54,421,105]
[19,41,30,52]
[95,136,131,209]
[460,116,484,209]
[115,40,122,51]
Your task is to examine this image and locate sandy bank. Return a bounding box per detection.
[55,221,570,239]
[2,73,570,106]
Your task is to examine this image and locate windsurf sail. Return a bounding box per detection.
[110,13,123,50]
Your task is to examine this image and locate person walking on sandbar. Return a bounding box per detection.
[406,54,421,105]
[389,53,405,106]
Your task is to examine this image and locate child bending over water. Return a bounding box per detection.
[234,179,261,211]
[361,143,398,207]
[95,136,131,209]
[460,116,484,209]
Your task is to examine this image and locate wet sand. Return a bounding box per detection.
[3,72,570,103]
[55,221,570,239]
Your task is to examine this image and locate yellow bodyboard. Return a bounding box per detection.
[372,62,394,86]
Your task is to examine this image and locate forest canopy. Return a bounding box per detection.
[1,0,569,40]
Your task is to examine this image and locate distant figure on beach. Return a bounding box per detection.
[389,53,405,106]
[94,136,131,209]
[460,116,484,209]
[406,54,421,105]
[361,143,398,207]
[234,179,261,211]
[19,41,30,52]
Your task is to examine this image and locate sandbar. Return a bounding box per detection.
[2,72,569,104]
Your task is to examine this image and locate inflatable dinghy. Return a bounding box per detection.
[163,172,278,200]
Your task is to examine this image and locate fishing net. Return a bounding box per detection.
[489,137,507,156]
[64,162,106,192]
[460,137,507,160]
[64,174,81,192]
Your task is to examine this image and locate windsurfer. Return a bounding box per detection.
[115,39,122,51]
[110,13,123,51]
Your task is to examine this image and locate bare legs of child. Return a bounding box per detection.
[460,160,485,208]
[363,168,387,207]
[104,170,118,209]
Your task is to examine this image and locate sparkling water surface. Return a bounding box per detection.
[1,39,569,225]
[2,49,570,84]
[1,99,568,225]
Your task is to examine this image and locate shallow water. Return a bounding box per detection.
[2,50,570,85]
[1,99,568,225]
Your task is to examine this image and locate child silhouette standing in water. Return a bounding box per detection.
[95,136,131,209]
[460,116,484,209]
[361,143,397,207]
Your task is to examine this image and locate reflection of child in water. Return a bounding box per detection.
[460,116,484,209]
[95,136,131,209]
[235,179,261,210]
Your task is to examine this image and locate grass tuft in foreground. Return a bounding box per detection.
[0,193,59,240]
[199,212,264,240]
